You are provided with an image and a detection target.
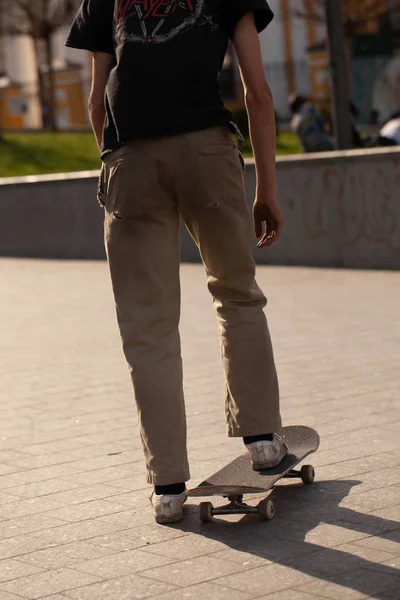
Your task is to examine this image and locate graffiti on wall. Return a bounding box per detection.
[281,156,400,252]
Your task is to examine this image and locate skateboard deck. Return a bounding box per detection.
[188,425,320,521]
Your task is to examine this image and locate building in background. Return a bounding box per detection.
[0,11,42,130]
[1,0,400,131]
[0,18,90,130]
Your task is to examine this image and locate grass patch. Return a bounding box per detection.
[241,131,301,157]
[0,130,301,178]
[0,133,101,177]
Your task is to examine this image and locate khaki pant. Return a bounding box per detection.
[99,125,282,485]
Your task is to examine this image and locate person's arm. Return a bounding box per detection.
[89,52,113,150]
[233,13,283,248]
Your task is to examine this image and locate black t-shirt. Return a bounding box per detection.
[66,0,273,157]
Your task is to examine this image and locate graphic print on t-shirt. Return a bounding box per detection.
[116,0,215,44]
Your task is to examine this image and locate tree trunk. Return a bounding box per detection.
[325,0,353,149]
[44,35,58,131]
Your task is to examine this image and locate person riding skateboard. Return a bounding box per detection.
[66,0,287,524]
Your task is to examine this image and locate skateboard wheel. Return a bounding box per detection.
[199,502,214,523]
[301,465,315,484]
[258,499,275,521]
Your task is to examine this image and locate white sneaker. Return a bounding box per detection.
[246,434,288,471]
[151,490,187,524]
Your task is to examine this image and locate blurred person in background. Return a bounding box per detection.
[66,0,287,525]
[289,93,335,153]
[377,112,400,146]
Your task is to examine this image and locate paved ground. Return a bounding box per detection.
[0,258,399,600]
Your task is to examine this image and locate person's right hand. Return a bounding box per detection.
[253,199,283,248]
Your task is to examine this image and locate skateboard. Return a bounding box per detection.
[188,425,320,522]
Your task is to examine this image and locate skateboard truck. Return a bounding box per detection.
[199,495,275,522]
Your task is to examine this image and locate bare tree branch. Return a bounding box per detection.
[0,0,79,38]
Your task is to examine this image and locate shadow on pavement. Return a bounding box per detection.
[173,479,400,598]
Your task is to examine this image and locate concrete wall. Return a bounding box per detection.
[1,147,400,269]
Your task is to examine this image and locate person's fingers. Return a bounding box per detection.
[257,232,280,248]
[257,227,281,248]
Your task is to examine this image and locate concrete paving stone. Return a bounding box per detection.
[16,439,91,457]
[0,452,35,466]
[100,489,153,509]
[387,422,400,432]
[0,466,23,477]
[281,542,395,577]
[141,534,228,561]
[295,566,400,599]
[141,555,249,587]
[0,497,66,520]
[352,530,400,554]
[60,452,140,475]
[74,547,176,578]
[319,427,398,453]
[0,568,101,599]
[99,475,150,491]
[0,479,23,492]
[368,554,400,572]
[210,534,330,566]
[49,409,129,429]
[62,573,176,600]
[253,592,324,600]
[66,428,138,449]
[55,441,137,462]
[267,494,392,529]
[30,418,132,438]
[337,468,400,499]
[2,480,81,500]
[96,508,154,529]
[0,559,44,582]
[312,443,400,470]
[261,520,369,548]
[56,450,141,472]
[206,549,272,569]
[30,519,126,545]
[44,484,128,506]
[0,493,24,507]
[0,515,67,540]
[43,500,130,523]
[39,596,73,600]
[368,588,400,599]
[0,535,56,561]
[60,464,143,488]
[0,591,33,600]
[12,424,126,448]
[362,506,400,527]
[339,485,400,512]
[0,465,87,485]
[14,541,117,570]
[153,582,254,600]
[308,415,396,440]
[327,516,400,540]
[86,526,188,552]
[2,454,81,471]
[214,562,315,596]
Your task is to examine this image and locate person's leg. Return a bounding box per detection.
[102,140,190,487]
[177,126,282,440]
